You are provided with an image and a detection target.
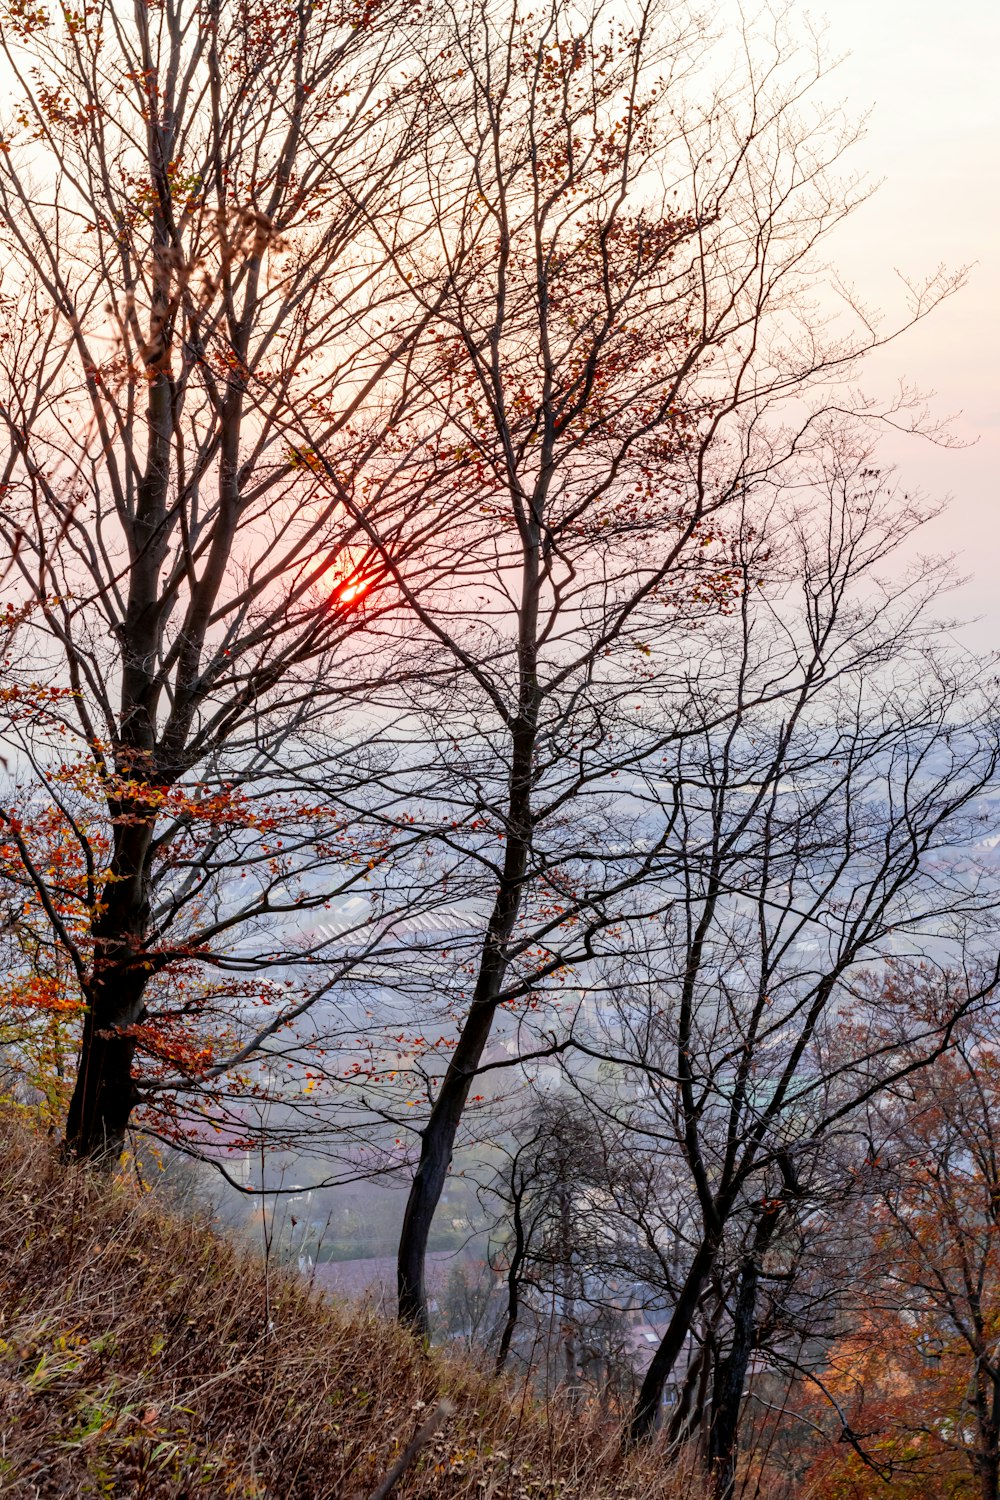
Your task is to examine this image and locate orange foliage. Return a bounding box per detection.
[0,747,362,1143]
[803,1042,1000,1500]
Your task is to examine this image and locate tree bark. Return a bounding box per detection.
[628,1236,719,1446]
[972,1361,1000,1500]
[63,970,147,1164]
[397,995,501,1333]
[398,582,539,1331]
[63,796,157,1163]
[494,1172,529,1374]
[708,1207,781,1500]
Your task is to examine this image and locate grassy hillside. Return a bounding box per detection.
[0,1118,698,1498]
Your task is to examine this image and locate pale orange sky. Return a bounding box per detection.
[816,0,999,640]
[0,3,994,632]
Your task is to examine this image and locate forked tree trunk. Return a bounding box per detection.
[628,1236,720,1446]
[708,1206,781,1500]
[494,1174,529,1373]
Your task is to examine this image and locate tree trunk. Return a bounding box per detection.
[397,996,502,1334]
[628,1235,719,1446]
[397,456,541,1333]
[974,1365,1000,1500]
[397,725,536,1333]
[494,1175,529,1374]
[665,1340,709,1448]
[63,971,146,1164]
[63,813,156,1165]
[494,1271,520,1375]
[708,1207,780,1500]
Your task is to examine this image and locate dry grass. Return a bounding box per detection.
[0,1117,703,1499]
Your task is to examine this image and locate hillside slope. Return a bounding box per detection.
[0,1120,695,1498]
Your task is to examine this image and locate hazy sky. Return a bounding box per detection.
[811,0,999,639]
[0,2,993,630]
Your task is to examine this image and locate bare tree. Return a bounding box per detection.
[320,0,965,1335]
[0,0,452,1162]
[558,495,1000,1455]
[482,1093,629,1389]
